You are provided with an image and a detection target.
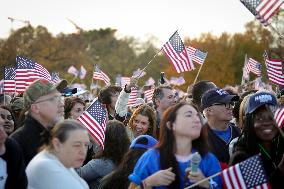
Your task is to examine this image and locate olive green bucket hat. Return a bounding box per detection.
[23,78,67,109]
[11,98,24,111]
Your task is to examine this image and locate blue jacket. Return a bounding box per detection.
[129,149,222,189]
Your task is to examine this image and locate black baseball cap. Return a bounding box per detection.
[201,88,239,110]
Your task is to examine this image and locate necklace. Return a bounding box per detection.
[258,143,277,169]
[258,143,272,159]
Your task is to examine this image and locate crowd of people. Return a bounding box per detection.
[0,76,284,189]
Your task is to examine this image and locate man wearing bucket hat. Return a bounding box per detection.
[11,78,67,165]
[201,88,240,168]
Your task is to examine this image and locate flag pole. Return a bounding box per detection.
[241,54,249,86]
[193,52,207,84]
[138,48,162,77]
[70,75,77,85]
[184,171,221,189]
[90,64,95,92]
[278,127,284,139]
[3,66,5,106]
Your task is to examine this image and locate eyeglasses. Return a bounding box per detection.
[34,95,64,104]
[211,102,235,108]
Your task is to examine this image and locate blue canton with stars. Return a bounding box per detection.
[255,62,262,70]
[16,56,35,69]
[169,32,185,53]
[195,49,207,59]
[240,0,261,16]
[4,67,16,80]
[239,155,268,188]
[87,100,107,125]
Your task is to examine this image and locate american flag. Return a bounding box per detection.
[133,68,146,78]
[221,155,270,189]
[240,0,284,25]
[77,98,107,148]
[256,0,284,22]
[127,88,138,107]
[3,66,16,93]
[240,0,269,25]
[162,31,195,73]
[265,58,284,86]
[120,77,131,87]
[145,77,155,86]
[51,72,60,84]
[93,67,110,85]
[144,88,155,103]
[186,46,207,65]
[169,76,186,86]
[245,58,262,76]
[274,107,284,128]
[15,56,51,93]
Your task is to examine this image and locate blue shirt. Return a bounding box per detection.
[212,126,231,144]
[129,149,222,189]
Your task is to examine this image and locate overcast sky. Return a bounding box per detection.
[1,0,259,43]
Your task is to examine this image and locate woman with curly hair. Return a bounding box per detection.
[230,91,284,188]
[127,104,157,140]
[77,120,130,189]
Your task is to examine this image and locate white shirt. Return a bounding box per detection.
[26,150,89,189]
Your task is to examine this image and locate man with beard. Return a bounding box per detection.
[11,78,67,165]
[201,88,240,169]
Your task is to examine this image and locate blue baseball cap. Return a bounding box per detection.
[246,92,277,114]
[201,88,239,110]
[130,135,158,149]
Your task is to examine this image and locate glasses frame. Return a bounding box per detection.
[210,102,235,108]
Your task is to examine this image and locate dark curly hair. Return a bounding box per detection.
[98,86,122,105]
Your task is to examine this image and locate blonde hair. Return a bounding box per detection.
[238,94,252,130]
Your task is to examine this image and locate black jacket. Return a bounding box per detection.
[205,122,240,164]
[1,138,27,189]
[10,114,47,165]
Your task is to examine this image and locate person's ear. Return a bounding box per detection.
[52,138,61,153]
[206,107,213,115]
[166,121,172,129]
